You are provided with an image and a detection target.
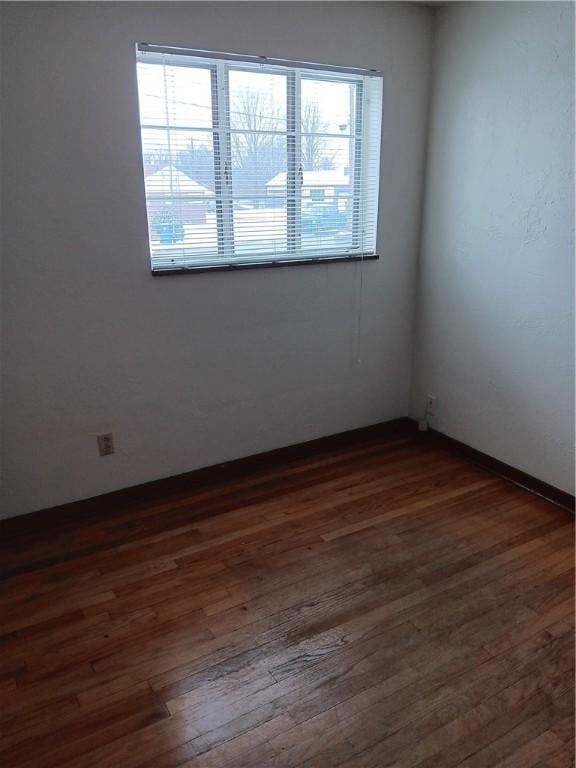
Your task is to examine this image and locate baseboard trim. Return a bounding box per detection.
[2,416,572,538]
[0,417,415,537]
[422,427,575,514]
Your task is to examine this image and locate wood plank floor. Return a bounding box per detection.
[0,429,573,768]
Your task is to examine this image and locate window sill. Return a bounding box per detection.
[151,253,379,276]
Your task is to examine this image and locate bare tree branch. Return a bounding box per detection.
[301,102,334,171]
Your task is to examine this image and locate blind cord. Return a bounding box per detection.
[354,251,365,366]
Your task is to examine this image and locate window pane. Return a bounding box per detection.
[137,62,213,129]
[229,70,286,197]
[301,134,355,178]
[141,129,215,195]
[301,78,357,137]
[299,136,356,254]
[231,131,286,199]
[301,194,353,254]
[301,195,353,253]
[228,70,287,132]
[299,83,357,251]
[140,129,218,265]
[228,70,288,257]
[230,133,288,258]
[147,195,219,268]
[233,199,287,257]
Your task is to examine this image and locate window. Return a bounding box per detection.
[136,45,383,273]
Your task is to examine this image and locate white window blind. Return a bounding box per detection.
[136,45,383,273]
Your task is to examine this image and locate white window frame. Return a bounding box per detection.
[136,44,383,274]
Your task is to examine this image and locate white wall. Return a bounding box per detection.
[0,2,433,517]
[412,2,575,494]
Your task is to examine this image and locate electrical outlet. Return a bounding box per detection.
[425,395,437,415]
[97,433,115,456]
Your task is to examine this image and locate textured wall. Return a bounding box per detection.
[0,2,433,517]
[412,2,575,493]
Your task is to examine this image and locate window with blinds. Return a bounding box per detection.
[136,45,383,273]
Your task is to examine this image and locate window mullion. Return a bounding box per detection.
[286,71,301,253]
[212,61,234,258]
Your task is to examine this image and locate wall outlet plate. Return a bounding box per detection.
[97,433,115,456]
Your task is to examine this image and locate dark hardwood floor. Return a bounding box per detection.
[0,428,573,768]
